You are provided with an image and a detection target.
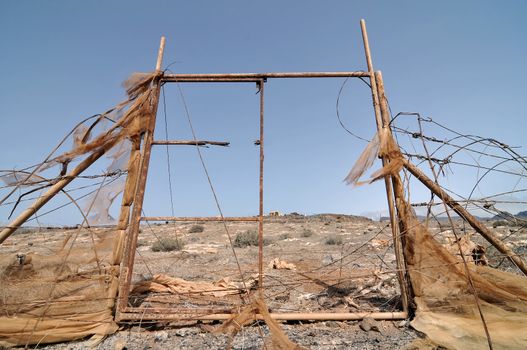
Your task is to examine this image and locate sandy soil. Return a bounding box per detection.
[2,213,526,349]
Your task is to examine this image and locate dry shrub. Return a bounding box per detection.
[189,224,205,233]
[233,230,271,248]
[325,235,343,245]
[151,238,185,252]
[301,228,314,237]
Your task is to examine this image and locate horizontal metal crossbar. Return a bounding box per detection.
[162,71,370,83]
[141,216,259,222]
[117,308,407,321]
[152,140,230,147]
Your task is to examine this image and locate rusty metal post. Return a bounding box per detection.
[258,79,265,295]
[375,71,411,312]
[117,36,166,315]
[360,19,410,312]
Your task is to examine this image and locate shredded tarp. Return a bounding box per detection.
[205,298,307,350]
[444,233,488,266]
[344,128,404,186]
[404,211,527,350]
[131,274,258,298]
[132,275,304,348]
[0,230,119,347]
[82,178,126,225]
[345,129,527,349]
[0,72,161,347]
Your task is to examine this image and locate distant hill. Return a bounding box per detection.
[492,210,527,220]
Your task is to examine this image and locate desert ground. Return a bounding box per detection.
[2,213,525,349]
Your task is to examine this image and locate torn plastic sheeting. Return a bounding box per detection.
[344,128,404,186]
[82,177,126,225]
[206,298,307,350]
[132,274,258,298]
[404,212,527,350]
[0,232,120,347]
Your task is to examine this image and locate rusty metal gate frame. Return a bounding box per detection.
[115,20,409,322]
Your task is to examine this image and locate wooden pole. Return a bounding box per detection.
[112,136,141,265]
[403,160,527,276]
[155,37,166,72]
[360,20,383,128]
[117,36,166,313]
[0,140,120,244]
[375,71,411,312]
[360,19,410,312]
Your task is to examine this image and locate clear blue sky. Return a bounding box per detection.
[1,1,526,225]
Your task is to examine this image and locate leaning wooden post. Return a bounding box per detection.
[0,139,122,244]
[360,19,410,313]
[374,71,411,311]
[117,36,166,315]
[111,136,142,265]
[403,160,527,276]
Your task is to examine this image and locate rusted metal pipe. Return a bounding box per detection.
[375,71,411,313]
[117,36,166,315]
[117,310,407,321]
[152,140,230,147]
[360,19,410,312]
[140,216,259,222]
[258,79,265,294]
[162,71,370,83]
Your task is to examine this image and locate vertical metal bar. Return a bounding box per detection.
[258,79,265,295]
[360,19,383,128]
[360,20,410,312]
[117,36,166,315]
[155,37,166,71]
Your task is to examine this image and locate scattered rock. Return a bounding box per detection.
[322,254,338,265]
[326,321,341,328]
[154,331,169,342]
[397,320,410,328]
[360,316,380,332]
[113,339,127,350]
[268,257,296,270]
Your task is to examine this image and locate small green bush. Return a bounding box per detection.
[233,230,271,248]
[325,235,343,245]
[301,229,314,238]
[151,237,185,252]
[189,224,205,233]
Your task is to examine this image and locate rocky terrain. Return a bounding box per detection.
[2,213,526,349]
